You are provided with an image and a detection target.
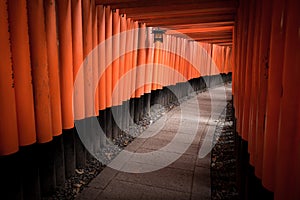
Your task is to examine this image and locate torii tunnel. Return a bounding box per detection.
[0,0,299,199]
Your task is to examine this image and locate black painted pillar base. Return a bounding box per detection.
[21,146,40,200]
[121,100,130,131]
[63,129,76,179]
[53,135,65,187]
[144,93,151,117]
[235,132,274,200]
[99,109,107,147]
[38,141,56,196]
[106,108,113,139]
[74,127,86,169]
[0,152,24,200]
[134,97,142,123]
[129,99,135,126]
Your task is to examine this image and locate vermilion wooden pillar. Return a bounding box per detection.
[7,0,36,146]
[105,6,113,108]
[44,0,63,137]
[0,0,19,155]
[112,9,121,137]
[232,29,236,96]
[96,4,107,146]
[131,21,139,97]
[241,0,255,141]
[184,40,191,81]
[126,20,134,124]
[97,5,106,111]
[82,0,93,118]
[145,27,154,94]
[27,0,53,142]
[57,0,76,179]
[112,9,120,106]
[235,10,241,131]
[275,0,300,198]
[119,14,127,103]
[27,0,57,195]
[253,0,271,179]
[174,37,181,86]
[56,0,74,129]
[167,36,173,83]
[237,0,249,136]
[152,35,160,90]
[105,6,113,138]
[247,0,261,168]
[262,0,286,192]
[44,1,65,190]
[124,18,133,101]
[296,105,300,198]
[92,0,99,114]
[72,0,85,120]
[178,38,185,82]
[157,37,164,90]
[119,13,128,129]
[131,21,139,123]
[136,23,147,98]
[170,36,176,86]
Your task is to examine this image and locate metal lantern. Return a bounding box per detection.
[152,28,165,43]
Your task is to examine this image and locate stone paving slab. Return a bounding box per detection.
[96,180,190,200]
[76,85,231,200]
[115,167,194,193]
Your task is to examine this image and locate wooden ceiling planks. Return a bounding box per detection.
[95,0,237,46]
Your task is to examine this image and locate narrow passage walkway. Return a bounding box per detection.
[76,84,232,200]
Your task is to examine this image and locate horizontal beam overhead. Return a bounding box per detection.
[119,2,236,15]
[166,26,233,34]
[125,8,235,22]
[95,0,236,46]
[96,0,236,10]
[142,14,235,27]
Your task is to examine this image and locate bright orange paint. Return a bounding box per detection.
[97,5,106,111]
[119,13,127,101]
[136,23,146,98]
[7,0,36,145]
[72,0,85,120]
[131,21,139,97]
[105,6,113,107]
[44,0,63,136]
[112,9,120,105]
[27,0,53,142]
[82,0,94,118]
[92,0,99,114]
[0,0,19,155]
[57,0,74,129]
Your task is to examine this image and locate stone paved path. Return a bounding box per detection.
[76,85,232,200]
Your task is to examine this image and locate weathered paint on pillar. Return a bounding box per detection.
[7,0,36,145]
[0,0,19,155]
[97,5,106,111]
[72,0,85,120]
[56,0,74,129]
[105,6,113,107]
[275,0,300,198]
[27,0,53,142]
[82,0,94,117]
[44,0,63,136]
[112,9,120,105]
[136,23,147,98]
[262,0,285,191]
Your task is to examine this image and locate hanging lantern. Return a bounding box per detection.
[152,27,165,43]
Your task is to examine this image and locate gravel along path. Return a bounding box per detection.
[211,100,239,200]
